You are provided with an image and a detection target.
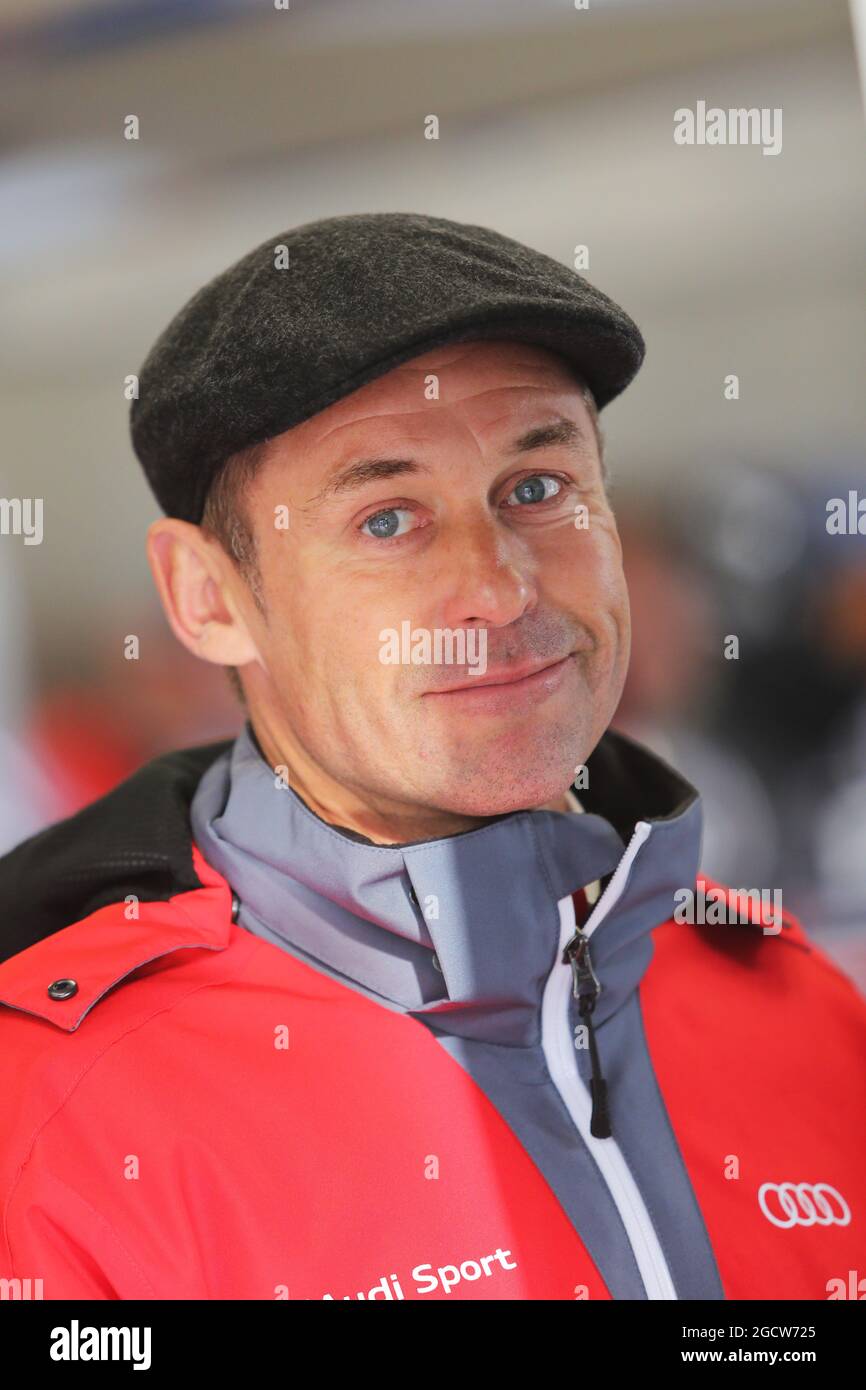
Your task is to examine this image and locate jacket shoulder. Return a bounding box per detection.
[695,875,811,946]
[0,737,234,966]
[678,874,866,1006]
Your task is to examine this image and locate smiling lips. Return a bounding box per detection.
[422,653,577,713]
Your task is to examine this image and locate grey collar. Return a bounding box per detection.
[190,721,702,1045]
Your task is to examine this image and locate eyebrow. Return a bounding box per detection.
[307,456,427,510]
[306,416,593,509]
[508,416,591,455]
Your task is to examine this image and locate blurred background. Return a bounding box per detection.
[1,0,864,984]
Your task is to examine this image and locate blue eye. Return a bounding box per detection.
[504,475,562,507]
[361,507,414,539]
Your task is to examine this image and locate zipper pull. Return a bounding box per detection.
[563,927,612,1139]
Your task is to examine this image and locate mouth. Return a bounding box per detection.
[426,653,574,694]
[422,652,577,714]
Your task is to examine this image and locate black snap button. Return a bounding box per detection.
[431,954,443,973]
[230,893,240,923]
[47,978,78,1000]
[408,886,419,907]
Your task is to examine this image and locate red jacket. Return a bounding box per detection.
[1,736,864,1301]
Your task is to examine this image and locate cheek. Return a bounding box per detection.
[250,554,321,691]
[263,558,406,701]
[551,519,628,614]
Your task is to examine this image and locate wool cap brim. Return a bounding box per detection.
[130,211,645,524]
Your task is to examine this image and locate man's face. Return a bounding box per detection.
[239,340,631,824]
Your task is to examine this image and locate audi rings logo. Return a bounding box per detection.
[758,1182,851,1229]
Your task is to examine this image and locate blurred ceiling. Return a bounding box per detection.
[0,0,864,675]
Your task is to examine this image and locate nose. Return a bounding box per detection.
[436,511,537,630]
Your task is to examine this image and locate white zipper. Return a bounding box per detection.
[540,820,678,1300]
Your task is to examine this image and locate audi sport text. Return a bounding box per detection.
[321,1247,518,1299]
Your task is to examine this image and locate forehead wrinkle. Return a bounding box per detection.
[314,398,432,442]
[295,375,599,514]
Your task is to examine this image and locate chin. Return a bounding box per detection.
[408,720,601,821]
[431,770,577,821]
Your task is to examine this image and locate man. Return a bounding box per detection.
[0,212,863,1301]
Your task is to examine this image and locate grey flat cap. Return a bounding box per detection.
[129,210,645,524]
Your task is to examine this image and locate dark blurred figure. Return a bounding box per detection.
[613,461,866,988]
[612,494,780,888]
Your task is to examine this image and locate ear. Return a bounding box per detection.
[145,518,262,669]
